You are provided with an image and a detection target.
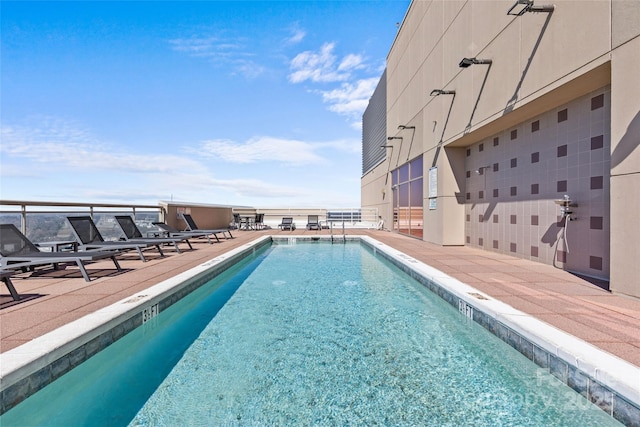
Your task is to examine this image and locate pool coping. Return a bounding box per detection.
[1,235,638,424]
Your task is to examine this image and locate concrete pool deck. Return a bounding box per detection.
[2,228,639,365]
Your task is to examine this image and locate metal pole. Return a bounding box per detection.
[21,203,27,235]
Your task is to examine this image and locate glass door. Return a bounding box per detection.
[391,156,423,238]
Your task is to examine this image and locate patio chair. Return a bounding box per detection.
[114,215,193,253]
[278,217,296,231]
[1,270,20,301]
[254,213,265,230]
[180,213,234,240]
[0,224,122,282]
[306,215,321,230]
[231,213,242,230]
[152,222,216,244]
[67,216,164,262]
[233,213,254,230]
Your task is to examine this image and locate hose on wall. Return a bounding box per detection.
[552,214,571,269]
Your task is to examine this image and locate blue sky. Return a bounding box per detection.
[1,1,409,208]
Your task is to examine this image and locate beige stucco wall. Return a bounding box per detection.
[609,34,640,298]
[160,202,233,231]
[363,0,640,297]
[361,166,391,229]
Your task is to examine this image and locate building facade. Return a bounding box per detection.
[361,0,640,299]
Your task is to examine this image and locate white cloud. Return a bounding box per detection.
[0,163,40,178]
[328,98,369,116]
[0,120,355,175]
[317,138,361,154]
[0,121,311,205]
[286,27,306,44]
[337,54,364,72]
[320,77,379,118]
[0,120,208,175]
[234,60,266,79]
[214,177,307,199]
[168,37,221,57]
[349,120,363,131]
[288,43,381,124]
[288,42,352,83]
[168,35,263,78]
[56,174,311,205]
[198,136,327,166]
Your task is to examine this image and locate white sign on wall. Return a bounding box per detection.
[428,167,438,211]
[428,167,437,197]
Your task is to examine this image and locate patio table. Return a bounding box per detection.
[35,240,79,252]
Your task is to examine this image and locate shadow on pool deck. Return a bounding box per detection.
[1,229,639,367]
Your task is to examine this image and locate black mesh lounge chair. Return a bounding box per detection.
[180,213,233,240]
[278,217,296,231]
[1,270,20,301]
[152,222,216,244]
[306,215,320,230]
[67,216,164,262]
[0,224,122,282]
[114,215,192,253]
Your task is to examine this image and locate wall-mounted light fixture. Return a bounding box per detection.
[459,57,492,68]
[430,89,456,96]
[381,144,396,186]
[475,166,492,175]
[429,89,457,167]
[507,0,554,16]
[386,136,404,168]
[397,125,415,130]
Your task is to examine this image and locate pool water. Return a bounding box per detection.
[1,242,621,426]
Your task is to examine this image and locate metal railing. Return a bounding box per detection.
[0,200,166,242]
[330,221,346,243]
[0,200,380,242]
[254,207,380,230]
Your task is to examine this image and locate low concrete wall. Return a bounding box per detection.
[160,202,234,231]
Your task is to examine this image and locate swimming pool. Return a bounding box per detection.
[1,239,628,426]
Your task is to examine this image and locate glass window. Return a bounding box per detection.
[399,164,409,183]
[410,179,423,206]
[398,182,409,207]
[410,157,423,179]
[398,183,410,235]
[409,180,424,238]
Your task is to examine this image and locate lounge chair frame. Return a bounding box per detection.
[67,216,163,262]
[152,222,215,244]
[278,217,296,231]
[306,215,321,230]
[1,270,20,301]
[114,215,192,253]
[0,224,122,282]
[180,213,233,241]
